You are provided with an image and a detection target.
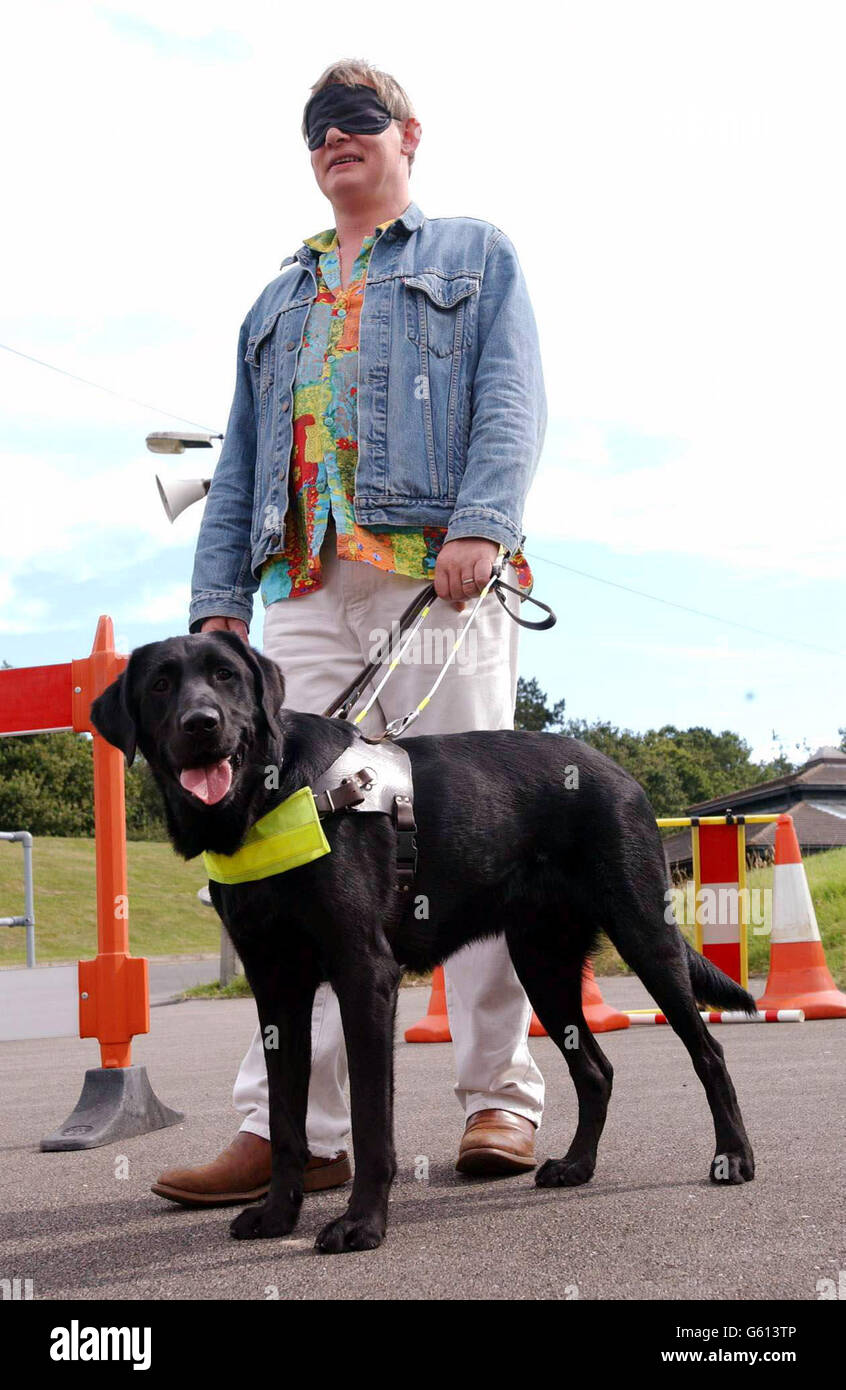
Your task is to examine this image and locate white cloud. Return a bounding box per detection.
[526,417,845,581]
[0,573,50,633]
[122,582,193,626]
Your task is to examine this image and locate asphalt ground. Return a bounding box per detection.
[1,978,844,1301]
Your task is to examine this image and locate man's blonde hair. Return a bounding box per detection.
[303,58,417,171]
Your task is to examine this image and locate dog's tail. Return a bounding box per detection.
[684,938,757,1014]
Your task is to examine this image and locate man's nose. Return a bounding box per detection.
[325,126,348,145]
[180,707,221,736]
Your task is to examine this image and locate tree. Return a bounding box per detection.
[0,732,165,838]
[513,677,800,817]
[515,676,566,732]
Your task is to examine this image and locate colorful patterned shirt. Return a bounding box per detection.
[260,217,532,606]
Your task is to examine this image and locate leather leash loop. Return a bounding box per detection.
[492,578,557,631]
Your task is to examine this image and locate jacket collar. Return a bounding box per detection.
[280,200,424,270]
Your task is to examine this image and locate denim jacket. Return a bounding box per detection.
[189,201,547,631]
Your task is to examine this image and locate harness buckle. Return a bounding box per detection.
[393,793,418,893]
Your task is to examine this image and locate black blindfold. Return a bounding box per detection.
[305,83,395,151]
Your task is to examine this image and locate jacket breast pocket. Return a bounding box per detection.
[402,272,480,359]
[245,310,282,404]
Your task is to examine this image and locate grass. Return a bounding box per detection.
[2,836,845,991]
[185,975,253,1000]
[0,836,217,967]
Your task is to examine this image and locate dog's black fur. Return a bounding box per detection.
[90,632,755,1253]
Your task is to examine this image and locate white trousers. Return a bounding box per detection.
[234,527,544,1155]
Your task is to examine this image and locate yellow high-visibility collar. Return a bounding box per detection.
[203,787,331,885]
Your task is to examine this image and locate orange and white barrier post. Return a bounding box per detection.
[628,1009,804,1025]
[693,819,747,987]
[756,814,846,1020]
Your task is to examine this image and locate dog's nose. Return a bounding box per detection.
[180,707,221,735]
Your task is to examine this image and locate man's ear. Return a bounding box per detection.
[215,631,286,738]
[90,667,138,766]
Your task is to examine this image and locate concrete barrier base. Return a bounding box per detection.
[40,1065,184,1151]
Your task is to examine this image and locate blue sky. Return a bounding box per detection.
[2,0,844,764]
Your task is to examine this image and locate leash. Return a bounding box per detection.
[209,558,556,893]
[322,550,557,736]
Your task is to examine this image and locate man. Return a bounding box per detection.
[154,59,548,1209]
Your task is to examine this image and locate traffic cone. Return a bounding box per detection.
[756,815,846,1020]
[405,965,451,1042]
[529,960,630,1035]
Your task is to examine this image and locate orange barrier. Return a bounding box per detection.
[0,616,182,1148]
[756,815,846,1020]
[695,820,747,987]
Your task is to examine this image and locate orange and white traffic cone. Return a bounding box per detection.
[530,960,630,1035]
[404,965,451,1042]
[756,815,846,1020]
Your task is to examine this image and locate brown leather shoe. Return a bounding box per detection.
[151,1131,351,1207]
[455,1109,537,1176]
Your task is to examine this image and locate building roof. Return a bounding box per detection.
[661,747,846,867]
[686,747,846,815]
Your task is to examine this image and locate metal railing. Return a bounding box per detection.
[0,830,35,967]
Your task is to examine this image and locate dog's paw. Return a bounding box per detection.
[229,1200,299,1240]
[315,1214,385,1254]
[710,1150,755,1185]
[535,1155,595,1188]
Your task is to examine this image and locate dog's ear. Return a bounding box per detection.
[214,631,286,738]
[90,665,138,766]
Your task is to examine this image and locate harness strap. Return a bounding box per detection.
[311,741,418,895]
[313,770,369,816]
[393,793,418,894]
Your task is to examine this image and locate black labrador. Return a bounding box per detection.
[90,632,755,1253]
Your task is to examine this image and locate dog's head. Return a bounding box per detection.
[90,632,285,820]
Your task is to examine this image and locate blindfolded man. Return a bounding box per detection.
[155,58,548,1208]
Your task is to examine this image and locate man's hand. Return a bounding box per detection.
[200,616,249,643]
[435,538,500,611]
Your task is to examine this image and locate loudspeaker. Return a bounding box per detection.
[155,476,211,523]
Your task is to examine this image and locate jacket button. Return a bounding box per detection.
[286,341,296,351]
[281,400,290,412]
[268,535,280,548]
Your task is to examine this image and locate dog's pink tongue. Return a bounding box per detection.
[179,760,232,805]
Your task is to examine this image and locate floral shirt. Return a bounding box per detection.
[260,218,533,605]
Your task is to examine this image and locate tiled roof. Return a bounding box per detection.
[687,750,846,814]
[662,800,846,866]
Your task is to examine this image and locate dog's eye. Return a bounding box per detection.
[215,667,234,681]
[151,677,169,693]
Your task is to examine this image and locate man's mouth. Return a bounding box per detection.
[330,155,362,168]
[179,750,243,805]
